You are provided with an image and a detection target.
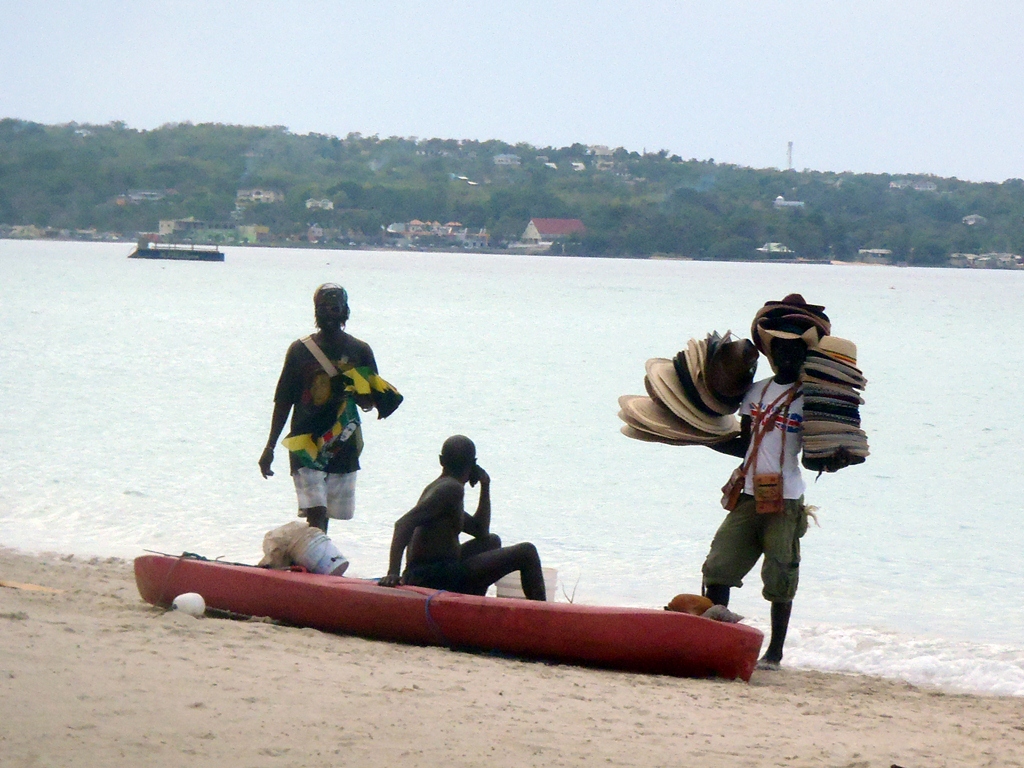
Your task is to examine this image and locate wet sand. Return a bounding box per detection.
[1,546,1022,768]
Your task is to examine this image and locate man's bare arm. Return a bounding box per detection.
[461,466,491,538]
[259,401,292,477]
[710,415,752,459]
[379,482,463,587]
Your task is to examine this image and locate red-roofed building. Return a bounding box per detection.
[521,218,586,244]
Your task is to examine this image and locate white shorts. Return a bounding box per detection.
[292,468,356,520]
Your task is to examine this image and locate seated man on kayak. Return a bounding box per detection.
[378,435,547,600]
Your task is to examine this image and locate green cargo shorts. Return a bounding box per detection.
[701,494,808,603]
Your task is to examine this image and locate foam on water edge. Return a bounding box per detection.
[743,620,1024,696]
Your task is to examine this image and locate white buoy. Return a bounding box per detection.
[171,592,206,617]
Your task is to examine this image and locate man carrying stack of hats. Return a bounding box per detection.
[702,294,855,670]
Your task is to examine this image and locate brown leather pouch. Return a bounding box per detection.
[720,465,745,511]
[753,473,784,514]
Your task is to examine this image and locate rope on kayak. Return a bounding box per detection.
[424,590,454,649]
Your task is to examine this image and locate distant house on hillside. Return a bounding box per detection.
[385,219,489,248]
[158,217,235,236]
[990,252,1023,268]
[948,253,977,268]
[857,248,893,264]
[306,198,334,210]
[773,195,805,209]
[493,154,521,166]
[237,225,270,244]
[756,242,794,255]
[946,252,1021,269]
[962,214,988,226]
[589,145,615,171]
[10,224,44,239]
[961,252,1023,269]
[236,188,283,204]
[521,218,586,244]
[126,189,166,204]
[890,179,938,192]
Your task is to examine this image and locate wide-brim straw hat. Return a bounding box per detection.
[803,431,869,448]
[815,335,857,363]
[763,293,828,314]
[803,383,865,405]
[803,447,870,460]
[755,294,831,327]
[806,399,864,417]
[757,324,821,354]
[685,339,735,416]
[672,351,722,418]
[805,412,862,428]
[644,359,740,435]
[806,402,865,417]
[618,395,737,444]
[703,330,749,393]
[802,452,868,472]
[805,353,864,379]
[619,424,721,447]
[706,336,759,399]
[803,366,866,390]
[614,423,729,448]
[617,397,699,442]
[802,420,864,435]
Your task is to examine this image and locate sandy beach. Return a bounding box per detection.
[1,547,1021,768]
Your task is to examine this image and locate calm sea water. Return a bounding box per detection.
[2,240,1023,695]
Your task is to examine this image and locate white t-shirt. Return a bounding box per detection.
[740,377,805,499]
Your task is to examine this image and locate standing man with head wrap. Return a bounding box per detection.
[259,284,402,538]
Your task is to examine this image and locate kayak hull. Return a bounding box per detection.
[134,554,762,681]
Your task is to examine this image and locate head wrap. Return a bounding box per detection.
[314,283,350,324]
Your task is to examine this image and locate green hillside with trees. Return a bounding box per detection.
[2,118,1023,265]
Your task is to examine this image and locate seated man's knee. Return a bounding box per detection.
[516,542,540,564]
[478,533,501,550]
[460,534,502,561]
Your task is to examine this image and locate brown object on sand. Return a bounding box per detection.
[665,593,713,615]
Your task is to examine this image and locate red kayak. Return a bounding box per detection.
[134,554,763,681]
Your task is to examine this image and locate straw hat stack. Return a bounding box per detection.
[618,332,758,446]
[800,335,870,470]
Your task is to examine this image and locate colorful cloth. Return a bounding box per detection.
[282,365,402,470]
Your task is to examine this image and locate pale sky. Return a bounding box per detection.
[2,1,1022,182]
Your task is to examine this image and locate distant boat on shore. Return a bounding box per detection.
[128,238,224,262]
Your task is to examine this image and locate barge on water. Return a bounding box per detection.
[128,238,224,262]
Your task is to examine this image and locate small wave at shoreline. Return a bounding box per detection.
[771,622,1024,697]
